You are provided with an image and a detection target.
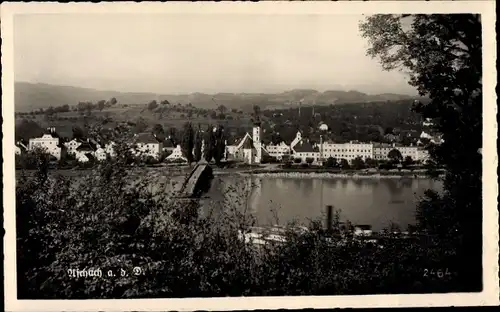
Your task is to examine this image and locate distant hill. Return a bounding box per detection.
[14,82,418,112]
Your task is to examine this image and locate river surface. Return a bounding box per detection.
[204,176,443,232]
[20,168,443,232]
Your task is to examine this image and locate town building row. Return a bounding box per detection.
[16,124,435,165]
[16,127,186,163]
[225,123,434,165]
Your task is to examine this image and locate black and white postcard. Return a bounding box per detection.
[2,1,498,310]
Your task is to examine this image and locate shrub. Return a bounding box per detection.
[323,157,336,168]
[293,158,302,164]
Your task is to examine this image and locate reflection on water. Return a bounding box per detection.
[207,176,443,232]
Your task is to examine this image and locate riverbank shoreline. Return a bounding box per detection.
[235,170,442,179]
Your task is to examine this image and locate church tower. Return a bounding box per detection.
[252,120,262,163]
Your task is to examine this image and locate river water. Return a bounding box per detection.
[205,175,443,232]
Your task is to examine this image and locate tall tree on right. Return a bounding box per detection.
[180,122,195,165]
[213,126,226,166]
[203,125,215,163]
[193,126,203,163]
[360,14,482,290]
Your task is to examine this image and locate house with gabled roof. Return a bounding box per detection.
[75,140,98,163]
[133,132,164,159]
[64,138,85,155]
[264,141,291,161]
[94,140,116,161]
[28,127,67,160]
[225,122,269,164]
[292,140,320,164]
[290,131,304,153]
[162,135,177,152]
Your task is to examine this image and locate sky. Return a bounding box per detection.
[14,13,416,95]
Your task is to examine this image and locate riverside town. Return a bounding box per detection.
[12,11,484,301]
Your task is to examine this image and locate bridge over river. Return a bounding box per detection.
[177,161,214,199]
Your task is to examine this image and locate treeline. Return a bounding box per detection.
[259,100,424,145]
[179,122,226,166]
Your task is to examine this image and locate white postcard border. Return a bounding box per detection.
[2,1,498,310]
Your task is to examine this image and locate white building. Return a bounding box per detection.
[396,144,419,160]
[165,145,187,162]
[28,128,65,160]
[320,141,374,162]
[290,131,303,152]
[264,141,291,160]
[373,143,430,163]
[354,225,373,237]
[133,132,163,159]
[226,122,269,164]
[75,141,98,163]
[163,136,177,153]
[415,147,430,163]
[293,140,320,164]
[373,143,395,160]
[252,122,263,163]
[422,118,434,127]
[64,138,84,155]
[95,147,107,162]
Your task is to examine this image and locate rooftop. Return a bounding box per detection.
[135,132,161,144]
[293,141,318,153]
[76,141,97,152]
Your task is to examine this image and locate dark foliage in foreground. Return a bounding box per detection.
[361,14,483,290]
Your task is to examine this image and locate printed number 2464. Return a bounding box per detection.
[424,268,451,278]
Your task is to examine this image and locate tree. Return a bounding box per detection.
[152,124,165,141]
[365,157,378,168]
[387,149,403,163]
[213,126,226,166]
[193,129,203,162]
[109,97,117,106]
[324,157,337,168]
[217,105,227,114]
[161,100,170,106]
[339,159,350,170]
[97,100,106,111]
[168,127,178,144]
[403,156,413,168]
[84,102,94,116]
[253,105,261,123]
[72,126,85,140]
[148,100,158,111]
[15,119,44,141]
[361,14,482,289]
[351,157,365,170]
[134,118,148,133]
[203,125,215,162]
[181,122,195,165]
